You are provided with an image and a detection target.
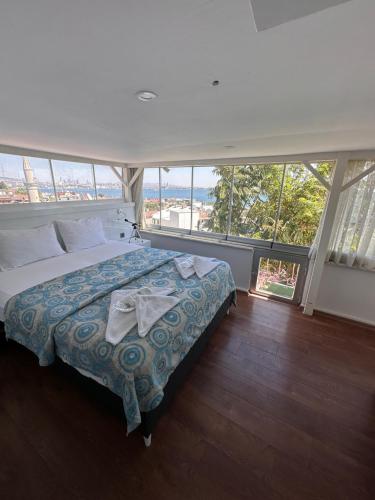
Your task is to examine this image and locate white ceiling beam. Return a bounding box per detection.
[303,163,331,190]
[110,166,128,186]
[2,144,375,171]
[127,150,375,169]
[341,161,375,192]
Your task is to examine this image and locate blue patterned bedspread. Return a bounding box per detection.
[4,247,236,432]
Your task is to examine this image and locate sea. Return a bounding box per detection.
[40,186,214,202]
[144,187,214,202]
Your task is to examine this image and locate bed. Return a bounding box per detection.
[1,240,236,446]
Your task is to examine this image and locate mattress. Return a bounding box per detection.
[0,240,141,322]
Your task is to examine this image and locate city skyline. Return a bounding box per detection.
[0,153,122,184]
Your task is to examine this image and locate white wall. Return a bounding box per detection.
[141,231,253,291]
[316,264,375,326]
[144,231,375,326]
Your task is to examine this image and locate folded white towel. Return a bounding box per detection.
[174,255,220,279]
[174,256,196,279]
[105,287,180,345]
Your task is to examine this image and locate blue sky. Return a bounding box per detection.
[0,153,218,187]
[0,153,121,184]
[143,166,217,188]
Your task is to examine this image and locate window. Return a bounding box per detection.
[256,257,300,300]
[275,162,333,247]
[0,153,55,204]
[51,160,96,201]
[142,165,232,234]
[160,167,192,231]
[229,164,284,241]
[141,160,333,250]
[94,165,123,199]
[192,166,231,234]
[328,160,375,270]
[143,168,160,228]
[0,153,125,205]
[250,248,308,303]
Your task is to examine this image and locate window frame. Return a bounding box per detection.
[250,247,309,304]
[0,153,124,206]
[141,161,332,251]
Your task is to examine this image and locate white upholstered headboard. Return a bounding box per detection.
[0,200,136,240]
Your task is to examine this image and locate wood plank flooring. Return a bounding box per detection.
[1,292,375,500]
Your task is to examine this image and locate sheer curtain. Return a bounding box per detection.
[328,160,375,271]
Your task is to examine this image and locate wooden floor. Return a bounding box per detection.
[1,293,375,500]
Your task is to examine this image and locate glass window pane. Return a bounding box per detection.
[229,164,284,240]
[143,168,160,228]
[193,166,230,234]
[27,157,56,202]
[256,257,300,300]
[160,167,192,230]
[94,165,122,199]
[0,153,55,204]
[51,160,96,201]
[275,162,333,246]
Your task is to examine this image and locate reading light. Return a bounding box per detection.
[136,90,158,101]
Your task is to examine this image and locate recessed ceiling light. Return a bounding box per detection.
[136,90,158,102]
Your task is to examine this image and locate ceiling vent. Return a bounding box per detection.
[250,0,351,31]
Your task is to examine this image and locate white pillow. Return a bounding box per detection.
[56,217,107,253]
[0,224,65,271]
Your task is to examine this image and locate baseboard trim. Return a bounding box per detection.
[314,307,375,328]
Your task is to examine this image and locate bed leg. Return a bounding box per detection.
[143,434,152,448]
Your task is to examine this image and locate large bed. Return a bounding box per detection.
[0,240,236,445]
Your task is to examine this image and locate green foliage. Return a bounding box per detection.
[208,162,332,247]
[0,181,7,189]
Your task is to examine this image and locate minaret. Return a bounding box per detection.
[23,157,40,203]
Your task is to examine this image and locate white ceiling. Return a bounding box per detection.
[1,0,374,164]
[250,0,351,31]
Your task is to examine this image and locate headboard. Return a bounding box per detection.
[0,200,136,241]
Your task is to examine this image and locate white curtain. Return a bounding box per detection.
[327,160,375,271]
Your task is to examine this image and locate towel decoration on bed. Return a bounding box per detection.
[174,255,220,279]
[105,287,180,345]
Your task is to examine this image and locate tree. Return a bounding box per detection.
[208,163,332,247]
[0,181,7,189]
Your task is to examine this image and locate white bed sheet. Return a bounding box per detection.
[0,240,142,322]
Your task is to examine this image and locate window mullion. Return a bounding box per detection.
[272,163,287,245]
[48,159,58,202]
[226,166,235,240]
[158,168,162,229]
[190,167,194,235]
[92,164,98,200]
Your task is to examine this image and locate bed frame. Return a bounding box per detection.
[0,291,235,447]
